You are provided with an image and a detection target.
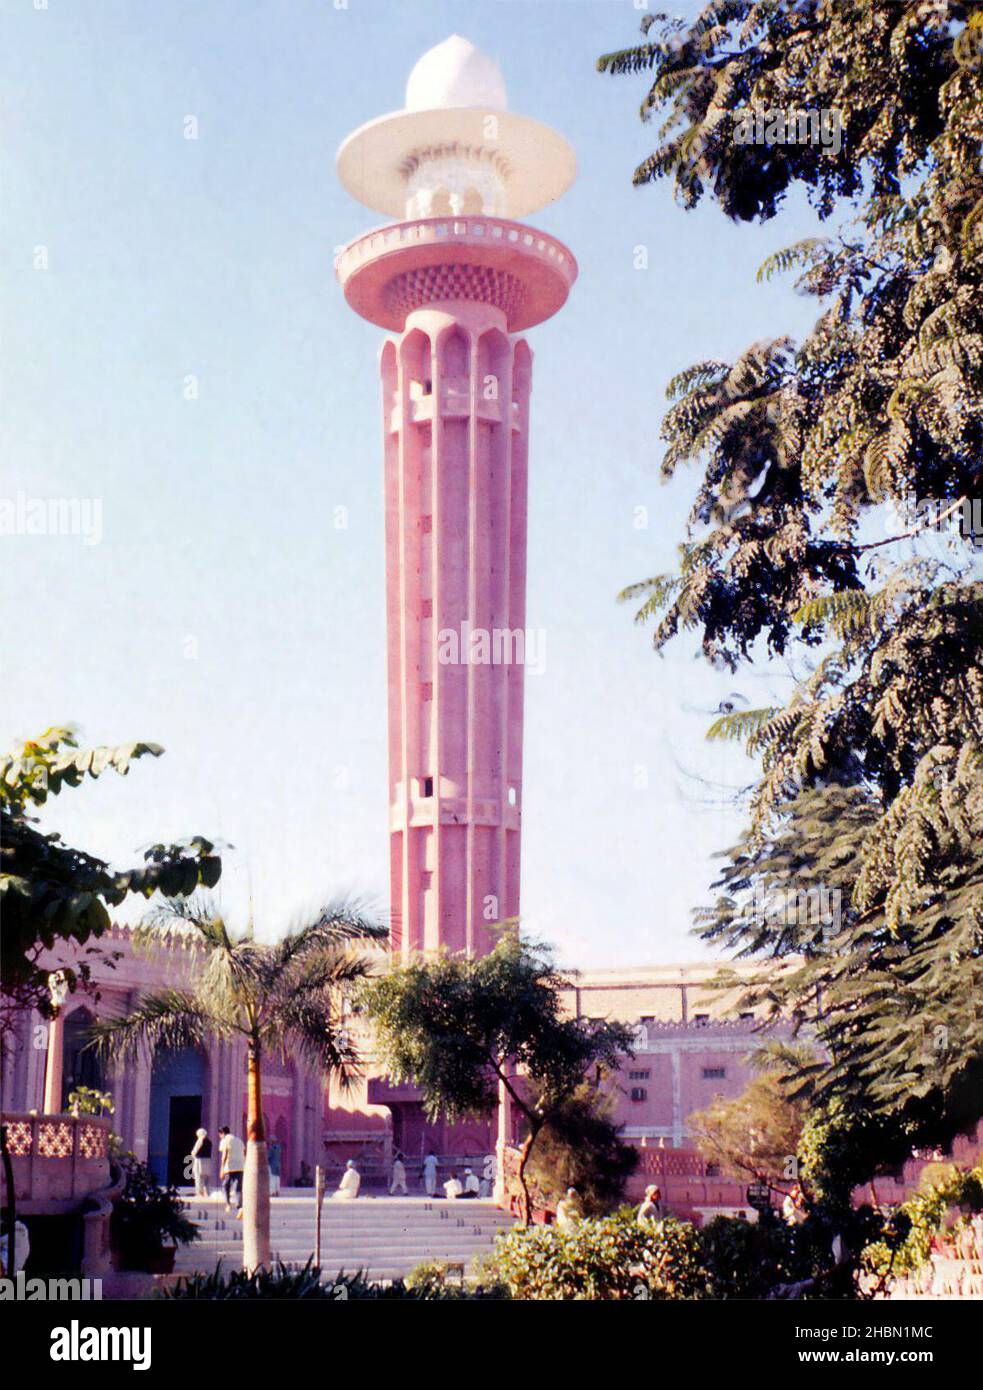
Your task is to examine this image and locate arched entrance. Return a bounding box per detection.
[61,1007,103,1110]
[148,1047,207,1186]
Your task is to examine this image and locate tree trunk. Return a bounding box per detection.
[242,1042,270,1274]
[516,1130,537,1229]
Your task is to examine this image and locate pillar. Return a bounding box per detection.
[385,302,529,960]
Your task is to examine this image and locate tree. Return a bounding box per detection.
[688,1058,810,1192]
[361,935,634,1225]
[0,726,222,1025]
[91,894,386,1273]
[599,4,983,1155]
[523,1082,638,1216]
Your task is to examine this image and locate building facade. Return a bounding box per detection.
[2,42,785,1202]
[2,932,779,1189]
[561,964,781,1149]
[0,928,324,1188]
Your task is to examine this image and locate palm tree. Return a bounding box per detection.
[91,894,386,1273]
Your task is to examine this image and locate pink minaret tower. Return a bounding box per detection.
[337,36,577,961]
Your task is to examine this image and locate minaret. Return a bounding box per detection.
[337,35,577,960]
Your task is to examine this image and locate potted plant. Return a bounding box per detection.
[110,1151,198,1273]
[67,1086,115,1119]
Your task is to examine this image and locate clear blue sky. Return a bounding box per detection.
[2,0,825,965]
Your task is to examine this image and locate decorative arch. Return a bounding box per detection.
[148,1046,209,1186]
[61,1006,103,1109]
[461,186,483,215]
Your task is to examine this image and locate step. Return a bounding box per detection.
[174,1192,515,1280]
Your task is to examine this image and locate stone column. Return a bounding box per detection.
[384,306,529,961]
[493,1077,512,1205]
[42,1010,65,1114]
[131,1043,152,1161]
[25,1011,45,1112]
[671,1050,683,1149]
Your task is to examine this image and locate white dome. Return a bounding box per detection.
[405,35,507,112]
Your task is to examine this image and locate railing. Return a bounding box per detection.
[1,1112,113,1210]
[634,1018,763,1037]
[335,215,577,283]
[636,1147,709,1179]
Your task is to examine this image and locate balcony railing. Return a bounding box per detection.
[1,1112,113,1212]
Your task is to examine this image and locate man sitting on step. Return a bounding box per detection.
[333,1159,361,1201]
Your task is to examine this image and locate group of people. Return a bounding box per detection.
[188,1126,283,1214]
[333,1153,488,1201]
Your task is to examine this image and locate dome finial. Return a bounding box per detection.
[336,35,575,219]
[405,35,508,112]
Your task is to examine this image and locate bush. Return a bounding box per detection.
[698,1215,792,1300]
[861,1163,983,1278]
[111,1152,197,1270]
[162,1259,507,1300]
[487,1210,708,1300]
[67,1086,115,1118]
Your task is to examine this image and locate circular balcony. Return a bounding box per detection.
[335,216,577,333]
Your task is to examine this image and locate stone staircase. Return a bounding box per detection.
[173,1190,515,1284]
[863,1220,983,1299]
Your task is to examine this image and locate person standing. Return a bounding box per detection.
[422,1150,438,1197]
[268,1136,282,1197]
[0,1213,30,1277]
[389,1152,408,1195]
[218,1125,245,1217]
[637,1184,664,1227]
[555,1187,582,1230]
[191,1127,212,1198]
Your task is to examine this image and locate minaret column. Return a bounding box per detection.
[383,301,529,960]
[336,35,576,960]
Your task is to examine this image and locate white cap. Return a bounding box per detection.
[336,35,576,220]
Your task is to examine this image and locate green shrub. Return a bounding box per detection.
[698,1215,793,1299]
[111,1152,198,1269]
[487,1210,708,1300]
[162,1259,506,1300]
[67,1086,115,1118]
[861,1163,983,1277]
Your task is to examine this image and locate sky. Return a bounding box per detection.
[1,0,828,966]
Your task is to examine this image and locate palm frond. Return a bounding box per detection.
[706,707,780,744]
[270,1000,362,1090]
[88,989,220,1063]
[139,893,232,952]
[266,898,387,971]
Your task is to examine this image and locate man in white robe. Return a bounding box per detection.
[423,1151,439,1196]
[333,1159,361,1200]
